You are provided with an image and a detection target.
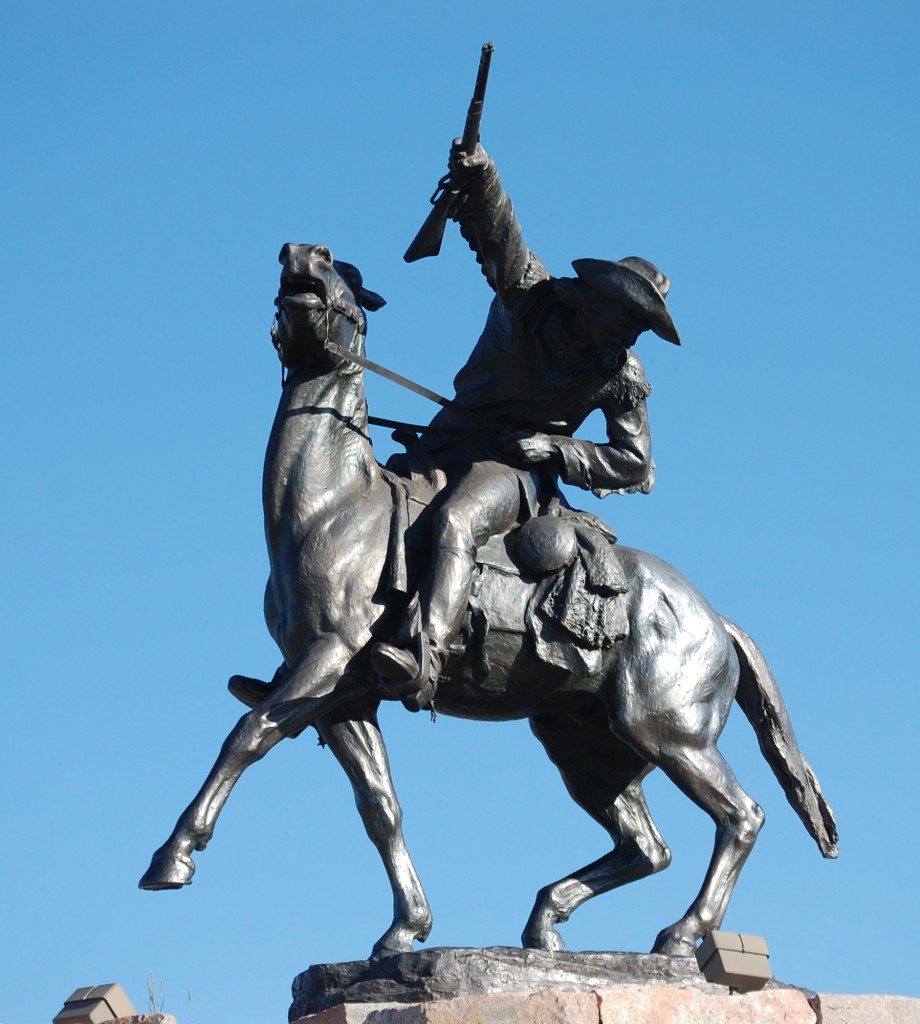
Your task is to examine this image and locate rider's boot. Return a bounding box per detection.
[372,629,441,704]
[372,548,471,710]
[228,664,286,708]
[370,644,425,687]
[372,641,443,713]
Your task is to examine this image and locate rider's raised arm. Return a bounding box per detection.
[551,352,654,498]
[449,143,549,303]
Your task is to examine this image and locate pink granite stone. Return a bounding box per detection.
[294,985,820,1023]
[293,986,920,1024]
[295,990,600,1023]
[818,994,920,1023]
[366,989,600,1023]
[596,984,816,1023]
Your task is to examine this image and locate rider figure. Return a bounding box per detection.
[370,142,681,699]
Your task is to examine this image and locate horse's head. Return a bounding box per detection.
[273,243,386,373]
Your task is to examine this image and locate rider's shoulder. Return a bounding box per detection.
[623,349,650,382]
[605,350,652,408]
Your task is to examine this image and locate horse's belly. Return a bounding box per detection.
[438,626,596,721]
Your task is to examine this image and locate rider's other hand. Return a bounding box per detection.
[449,140,489,179]
[500,430,557,466]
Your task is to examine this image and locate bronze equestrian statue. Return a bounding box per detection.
[139,137,836,959]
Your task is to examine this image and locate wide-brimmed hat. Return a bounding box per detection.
[571,257,681,345]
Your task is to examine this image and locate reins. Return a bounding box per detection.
[272,297,495,440]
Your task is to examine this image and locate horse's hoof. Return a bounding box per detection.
[522,893,567,952]
[369,938,411,959]
[370,931,416,958]
[650,927,697,958]
[369,914,432,958]
[522,921,566,952]
[139,847,195,890]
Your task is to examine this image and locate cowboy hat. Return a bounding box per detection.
[571,257,681,345]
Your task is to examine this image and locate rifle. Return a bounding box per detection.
[403,42,494,263]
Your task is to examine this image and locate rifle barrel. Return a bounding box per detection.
[460,42,494,154]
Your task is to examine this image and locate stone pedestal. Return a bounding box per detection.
[289,947,819,1024]
[290,948,920,1024]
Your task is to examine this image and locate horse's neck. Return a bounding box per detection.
[263,367,381,524]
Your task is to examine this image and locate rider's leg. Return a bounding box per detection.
[372,462,523,689]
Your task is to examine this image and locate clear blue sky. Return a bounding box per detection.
[2,3,918,1023]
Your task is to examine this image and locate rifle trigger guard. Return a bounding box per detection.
[429,172,452,206]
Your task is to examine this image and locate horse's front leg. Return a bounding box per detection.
[139,634,360,890]
[319,708,432,956]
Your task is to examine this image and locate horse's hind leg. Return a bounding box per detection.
[140,634,357,890]
[318,708,432,956]
[522,708,670,952]
[642,742,765,957]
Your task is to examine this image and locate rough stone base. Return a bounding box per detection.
[290,947,765,1018]
[290,947,819,1023]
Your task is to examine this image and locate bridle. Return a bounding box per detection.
[271,288,367,387]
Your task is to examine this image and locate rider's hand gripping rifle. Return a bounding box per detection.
[403,42,494,263]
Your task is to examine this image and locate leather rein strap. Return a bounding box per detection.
[324,339,495,437]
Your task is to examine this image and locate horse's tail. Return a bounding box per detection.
[722,616,839,859]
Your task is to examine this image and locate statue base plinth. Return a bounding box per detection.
[289,947,818,1023]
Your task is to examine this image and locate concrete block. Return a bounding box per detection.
[54,985,137,1024]
[696,931,772,992]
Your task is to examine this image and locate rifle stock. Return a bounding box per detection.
[404,43,494,264]
[403,190,455,262]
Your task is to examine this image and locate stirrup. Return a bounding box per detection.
[401,636,440,714]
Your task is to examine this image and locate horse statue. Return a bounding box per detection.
[140,243,837,959]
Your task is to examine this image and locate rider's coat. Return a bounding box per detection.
[420,154,655,501]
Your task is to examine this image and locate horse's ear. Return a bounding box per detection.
[360,288,386,312]
[333,258,385,311]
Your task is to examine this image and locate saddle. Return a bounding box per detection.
[382,451,629,678]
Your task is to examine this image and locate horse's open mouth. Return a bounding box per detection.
[282,294,324,312]
[277,276,327,312]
